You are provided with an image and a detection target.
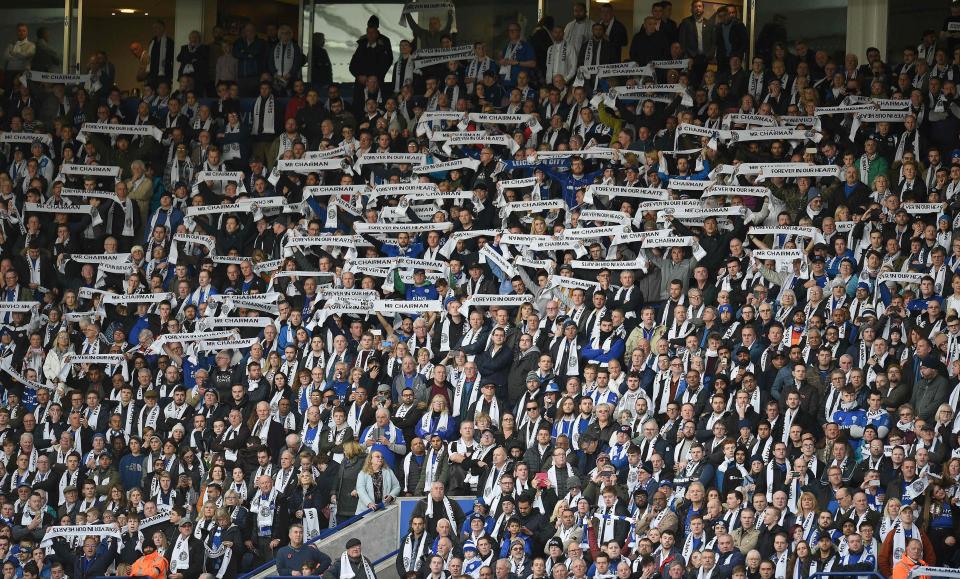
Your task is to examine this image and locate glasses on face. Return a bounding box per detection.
[526,406,538,411]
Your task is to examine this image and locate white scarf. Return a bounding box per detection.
[339,551,375,579]
[394,56,415,89]
[749,72,764,99]
[107,198,135,237]
[500,42,522,81]
[597,501,622,544]
[273,42,296,77]
[400,531,427,573]
[148,36,169,76]
[879,516,898,541]
[859,154,874,184]
[170,534,191,571]
[419,412,451,437]
[252,95,276,136]
[424,495,456,527]
[139,404,160,436]
[546,42,571,82]
[892,522,921,562]
[547,463,574,492]
[251,488,278,534]
[553,337,580,376]
[221,123,242,160]
[466,56,493,88]
[423,445,445,492]
[682,531,705,563]
[774,549,789,579]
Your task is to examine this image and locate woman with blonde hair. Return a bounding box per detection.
[287,468,322,527]
[262,350,283,384]
[795,491,820,544]
[357,450,400,511]
[879,497,902,540]
[934,404,955,440]
[42,330,75,389]
[416,394,454,440]
[332,440,366,524]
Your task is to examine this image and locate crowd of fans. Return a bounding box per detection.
[1,1,960,579]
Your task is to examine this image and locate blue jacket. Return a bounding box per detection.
[540,163,606,208]
[118,453,144,490]
[582,337,626,365]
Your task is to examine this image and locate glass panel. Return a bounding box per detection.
[313,2,406,83]
[887,0,943,65]
[0,0,69,78]
[752,0,846,64]
[311,0,538,84]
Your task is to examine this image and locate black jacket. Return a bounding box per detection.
[349,34,394,83]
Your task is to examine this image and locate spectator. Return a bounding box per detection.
[350,16,394,103]
[233,23,267,96]
[274,524,331,575]
[145,20,175,88]
[177,31,210,98]
[3,23,35,91]
[323,538,376,579]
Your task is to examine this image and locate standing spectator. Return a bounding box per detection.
[87,51,116,100]
[268,25,304,96]
[349,16,393,107]
[714,5,748,74]
[563,2,592,57]
[177,31,210,97]
[146,20,175,88]
[404,9,453,51]
[311,32,333,88]
[233,23,267,97]
[530,16,555,79]
[31,27,60,73]
[631,16,670,66]
[250,81,280,164]
[678,0,715,84]
[596,4,628,63]
[3,23,34,90]
[498,22,536,89]
[215,39,238,87]
[130,41,149,85]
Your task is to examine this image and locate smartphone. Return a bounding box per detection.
[869,479,880,487]
[371,329,382,336]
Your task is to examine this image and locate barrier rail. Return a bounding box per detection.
[239,507,376,579]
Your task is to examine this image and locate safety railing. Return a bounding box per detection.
[239,507,377,579]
